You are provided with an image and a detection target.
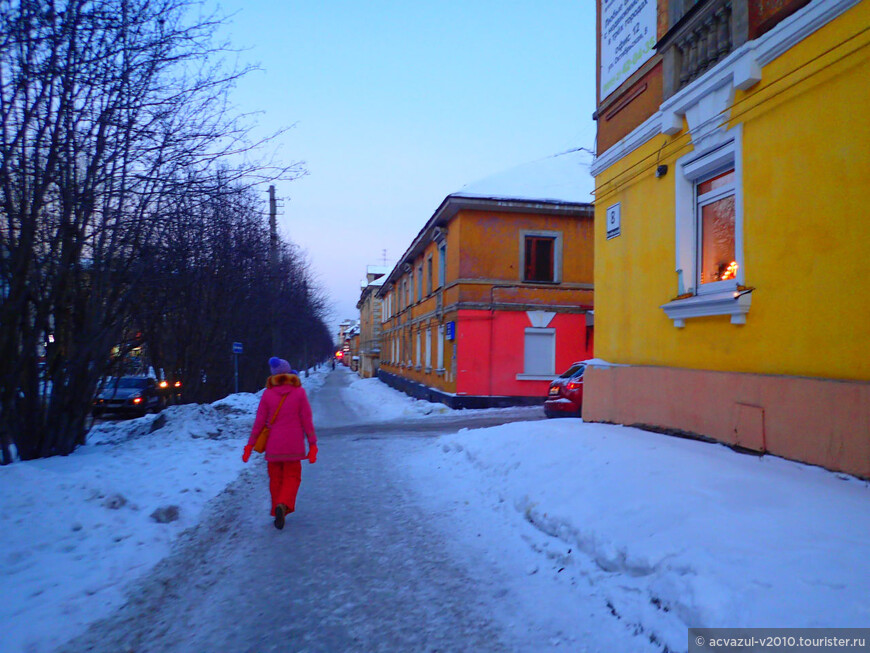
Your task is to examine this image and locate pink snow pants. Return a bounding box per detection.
[267,460,302,516]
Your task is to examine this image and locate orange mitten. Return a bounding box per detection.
[242,444,253,463]
[308,444,318,464]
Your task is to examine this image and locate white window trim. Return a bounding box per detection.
[436,324,444,370]
[662,125,750,327]
[519,230,563,284]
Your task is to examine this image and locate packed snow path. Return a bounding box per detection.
[58,370,551,653]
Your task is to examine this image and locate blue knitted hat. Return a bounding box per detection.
[269,357,293,375]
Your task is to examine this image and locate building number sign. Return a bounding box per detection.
[606,203,621,240]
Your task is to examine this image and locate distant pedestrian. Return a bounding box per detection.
[242,357,318,530]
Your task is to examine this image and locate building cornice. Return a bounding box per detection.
[590,0,861,178]
[377,195,593,294]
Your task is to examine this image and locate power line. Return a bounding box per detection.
[593,26,870,203]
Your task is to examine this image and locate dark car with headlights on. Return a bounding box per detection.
[157,376,183,406]
[544,361,585,418]
[93,376,162,418]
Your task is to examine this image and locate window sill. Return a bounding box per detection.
[516,373,557,381]
[660,289,752,327]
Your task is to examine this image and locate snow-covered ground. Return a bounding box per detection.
[340,373,453,421]
[2,364,869,653]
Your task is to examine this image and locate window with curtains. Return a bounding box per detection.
[520,230,562,283]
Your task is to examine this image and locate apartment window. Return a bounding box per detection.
[438,244,446,288]
[437,324,444,370]
[519,328,555,378]
[416,264,423,301]
[697,168,737,287]
[520,230,562,283]
[426,257,433,295]
[662,129,748,326]
[425,328,432,370]
[415,330,421,368]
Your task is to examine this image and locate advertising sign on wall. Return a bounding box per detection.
[600,0,657,99]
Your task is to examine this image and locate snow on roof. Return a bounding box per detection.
[450,149,592,205]
[366,265,391,276]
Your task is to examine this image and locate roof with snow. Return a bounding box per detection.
[377,150,594,292]
[366,265,391,276]
[450,149,591,204]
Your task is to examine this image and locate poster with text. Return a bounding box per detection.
[600,0,657,99]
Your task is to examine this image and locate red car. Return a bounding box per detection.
[544,361,586,418]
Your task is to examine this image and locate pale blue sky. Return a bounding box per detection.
[209,1,598,331]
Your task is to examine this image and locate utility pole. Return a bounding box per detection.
[269,185,280,355]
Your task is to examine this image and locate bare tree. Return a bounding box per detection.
[0,0,303,462]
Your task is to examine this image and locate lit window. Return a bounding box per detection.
[662,130,749,327]
[697,168,737,287]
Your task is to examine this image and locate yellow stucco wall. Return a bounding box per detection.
[593,2,870,382]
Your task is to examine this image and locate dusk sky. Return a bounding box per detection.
[208,1,598,334]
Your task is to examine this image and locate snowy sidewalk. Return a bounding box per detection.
[2,365,869,653]
[401,419,870,652]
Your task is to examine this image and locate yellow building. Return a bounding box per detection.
[587,0,870,478]
[356,265,389,378]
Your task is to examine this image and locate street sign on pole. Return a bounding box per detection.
[232,342,242,393]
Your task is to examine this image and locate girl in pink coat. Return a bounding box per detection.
[243,357,318,530]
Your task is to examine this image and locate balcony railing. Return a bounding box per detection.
[658,0,748,99]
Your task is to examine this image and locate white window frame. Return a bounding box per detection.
[436,324,444,371]
[661,126,750,327]
[516,327,556,380]
[415,330,421,369]
[438,244,446,288]
[519,229,563,284]
[695,168,737,293]
[425,328,432,371]
[417,263,423,301]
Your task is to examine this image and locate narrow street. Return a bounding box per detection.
[58,370,551,653]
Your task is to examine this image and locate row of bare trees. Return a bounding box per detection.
[0,0,333,463]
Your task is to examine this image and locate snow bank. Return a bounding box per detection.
[0,365,329,653]
[413,420,870,652]
[339,370,452,421]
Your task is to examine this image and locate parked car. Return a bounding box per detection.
[93,376,162,418]
[544,361,586,418]
[157,375,183,406]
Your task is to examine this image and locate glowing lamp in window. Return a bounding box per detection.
[698,168,737,285]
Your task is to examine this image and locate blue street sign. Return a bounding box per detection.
[232,342,243,354]
[445,321,455,341]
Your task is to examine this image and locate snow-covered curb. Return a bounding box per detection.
[405,420,870,652]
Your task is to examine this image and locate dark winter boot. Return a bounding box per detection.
[274,504,287,530]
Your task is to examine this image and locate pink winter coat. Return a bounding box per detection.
[247,373,317,462]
